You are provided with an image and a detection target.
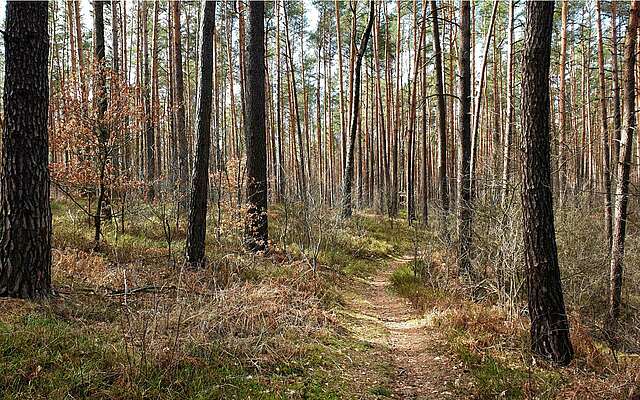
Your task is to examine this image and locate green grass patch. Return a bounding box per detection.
[447,329,563,400]
[369,385,393,397]
[389,262,447,308]
[0,310,356,399]
[390,264,424,296]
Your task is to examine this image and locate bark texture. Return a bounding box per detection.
[185,0,216,266]
[457,0,472,277]
[521,0,573,366]
[0,1,52,298]
[609,0,639,322]
[244,1,268,252]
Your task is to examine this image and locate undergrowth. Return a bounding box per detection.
[389,201,640,399]
[1,199,410,399]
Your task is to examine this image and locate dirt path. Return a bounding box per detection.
[340,255,471,399]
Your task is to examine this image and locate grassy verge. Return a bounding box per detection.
[2,199,414,399]
[388,239,640,399]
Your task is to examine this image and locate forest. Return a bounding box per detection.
[0,0,639,398]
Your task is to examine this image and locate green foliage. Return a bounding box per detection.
[369,385,393,397]
[390,264,424,297]
[389,261,447,309]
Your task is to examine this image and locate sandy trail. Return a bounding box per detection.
[341,255,471,399]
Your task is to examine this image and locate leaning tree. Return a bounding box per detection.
[520,0,574,366]
[340,0,374,218]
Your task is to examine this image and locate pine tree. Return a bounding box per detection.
[244,0,268,252]
[521,0,573,365]
[0,1,52,299]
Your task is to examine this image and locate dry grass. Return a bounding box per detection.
[12,197,640,398]
[1,199,413,399]
[386,199,640,399]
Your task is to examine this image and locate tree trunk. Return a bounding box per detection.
[609,0,639,323]
[275,1,285,201]
[151,0,161,185]
[244,1,267,252]
[457,0,473,277]
[171,1,189,198]
[421,37,429,224]
[111,0,120,74]
[373,9,390,215]
[558,0,568,203]
[501,0,514,208]
[406,4,426,224]
[390,0,401,218]
[283,5,307,198]
[521,0,574,366]
[469,0,499,200]
[611,1,622,172]
[185,0,216,267]
[431,0,448,232]
[74,1,88,106]
[66,1,79,98]
[142,2,155,200]
[93,0,109,248]
[341,1,374,218]
[335,0,346,178]
[596,0,613,253]
[316,23,323,201]
[0,1,52,299]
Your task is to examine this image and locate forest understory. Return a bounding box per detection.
[3,0,640,398]
[0,198,638,399]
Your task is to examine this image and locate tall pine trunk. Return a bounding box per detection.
[501,0,514,207]
[171,1,189,198]
[521,0,573,366]
[406,5,426,224]
[0,1,52,299]
[244,1,267,252]
[185,0,216,267]
[558,0,568,203]
[611,1,622,173]
[431,0,448,232]
[93,0,109,248]
[341,1,374,218]
[609,0,639,323]
[596,0,613,253]
[142,2,155,200]
[457,0,473,277]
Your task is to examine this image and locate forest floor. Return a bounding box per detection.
[0,200,638,399]
[338,254,471,399]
